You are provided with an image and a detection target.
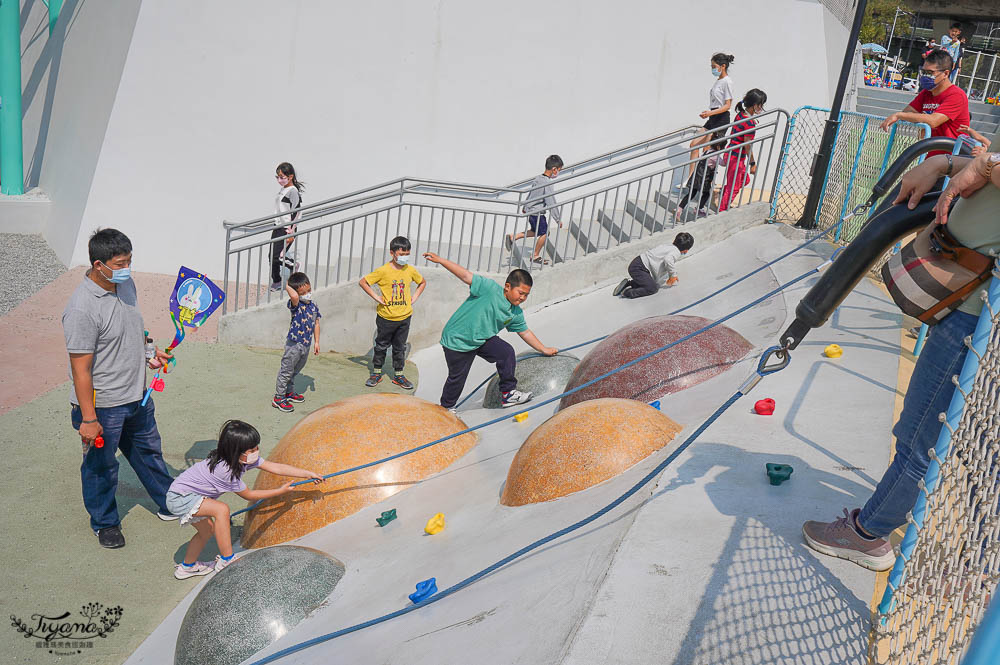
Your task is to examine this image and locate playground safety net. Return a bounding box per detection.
[870,285,1000,664]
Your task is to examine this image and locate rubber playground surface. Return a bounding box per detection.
[2,224,908,665]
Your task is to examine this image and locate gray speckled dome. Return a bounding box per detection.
[483,352,579,408]
[174,546,345,665]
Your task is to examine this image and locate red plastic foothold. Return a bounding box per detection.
[152,378,166,392]
[754,398,775,416]
[94,436,105,449]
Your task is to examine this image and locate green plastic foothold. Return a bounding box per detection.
[765,463,793,486]
[376,509,397,527]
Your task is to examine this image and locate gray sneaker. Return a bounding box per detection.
[613,278,630,297]
[802,508,896,571]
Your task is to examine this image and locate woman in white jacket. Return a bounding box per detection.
[269,162,305,291]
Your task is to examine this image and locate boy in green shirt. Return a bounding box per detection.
[423,252,558,409]
[360,236,426,389]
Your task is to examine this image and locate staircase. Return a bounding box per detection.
[856,86,1000,136]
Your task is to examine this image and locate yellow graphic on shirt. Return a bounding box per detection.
[364,263,424,321]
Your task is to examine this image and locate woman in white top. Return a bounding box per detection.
[681,53,735,185]
[269,162,305,291]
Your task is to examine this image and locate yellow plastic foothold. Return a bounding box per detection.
[824,344,843,358]
[513,412,529,423]
[424,513,445,535]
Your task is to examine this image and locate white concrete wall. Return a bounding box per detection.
[15,0,848,275]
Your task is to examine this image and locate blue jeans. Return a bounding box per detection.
[71,399,174,531]
[857,310,978,537]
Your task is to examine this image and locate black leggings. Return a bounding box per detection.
[270,228,293,284]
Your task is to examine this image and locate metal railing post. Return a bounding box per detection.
[833,117,869,243]
[0,0,24,195]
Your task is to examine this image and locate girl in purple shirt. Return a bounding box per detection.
[166,420,324,580]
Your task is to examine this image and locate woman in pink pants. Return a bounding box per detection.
[720,89,767,211]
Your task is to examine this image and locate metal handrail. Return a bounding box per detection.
[222,110,790,313]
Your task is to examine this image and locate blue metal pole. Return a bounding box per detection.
[878,269,1000,618]
[961,596,1000,665]
[0,0,24,195]
[834,116,869,243]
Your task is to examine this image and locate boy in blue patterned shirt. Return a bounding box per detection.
[272,272,321,413]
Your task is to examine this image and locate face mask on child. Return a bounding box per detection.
[242,451,259,465]
[300,292,313,302]
[395,255,410,266]
[712,67,721,77]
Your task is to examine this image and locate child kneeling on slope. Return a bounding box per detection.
[423,252,558,409]
[613,232,694,299]
[165,420,324,580]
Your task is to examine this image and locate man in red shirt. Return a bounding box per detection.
[880,50,970,155]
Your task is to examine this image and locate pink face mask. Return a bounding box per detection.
[276,175,290,187]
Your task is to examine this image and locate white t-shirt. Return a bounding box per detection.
[274,185,302,227]
[709,77,734,110]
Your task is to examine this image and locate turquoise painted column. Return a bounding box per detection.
[0,0,24,195]
[48,0,63,34]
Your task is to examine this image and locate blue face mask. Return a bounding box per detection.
[395,254,410,266]
[100,261,131,284]
[712,67,721,77]
[919,74,938,90]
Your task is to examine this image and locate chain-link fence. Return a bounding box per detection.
[817,0,856,29]
[870,275,1000,664]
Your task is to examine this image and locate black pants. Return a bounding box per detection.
[440,336,516,408]
[680,160,716,209]
[270,227,293,284]
[373,315,411,373]
[622,255,659,299]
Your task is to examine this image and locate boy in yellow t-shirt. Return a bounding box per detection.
[359,236,426,389]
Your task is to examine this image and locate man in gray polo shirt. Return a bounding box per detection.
[62,228,176,549]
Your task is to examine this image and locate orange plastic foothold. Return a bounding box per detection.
[754,398,776,416]
[424,513,445,535]
[513,412,529,423]
[824,344,843,358]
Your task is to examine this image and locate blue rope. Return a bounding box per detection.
[453,224,837,408]
[244,346,790,664]
[231,266,819,519]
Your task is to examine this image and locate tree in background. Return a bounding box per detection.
[860,0,912,46]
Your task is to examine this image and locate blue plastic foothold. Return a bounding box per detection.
[650,400,661,410]
[408,577,437,604]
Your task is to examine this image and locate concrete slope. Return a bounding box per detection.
[125,224,896,665]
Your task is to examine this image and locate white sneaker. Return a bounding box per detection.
[214,554,239,572]
[174,561,214,580]
[501,389,533,408]
[157,511,180,521]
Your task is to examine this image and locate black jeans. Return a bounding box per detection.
[270,227,293,284]
[373,315,411,373]
[622,256,659,298]
[440,336,516,408]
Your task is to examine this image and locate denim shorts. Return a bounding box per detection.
[165,490,208,525]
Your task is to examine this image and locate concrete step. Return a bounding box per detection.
[596,208,634,244]
[567,219,601,255]
[624,197,668,234]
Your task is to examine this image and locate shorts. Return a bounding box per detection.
[703,111,731,141]
[528,214,548,236]
[165,490,208,525]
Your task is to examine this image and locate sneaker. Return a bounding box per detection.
[284,391,305,403]
[501,389,533,408]
[214,554,238,572]
[365,373,384,387]
[271,396,294,413]
[157,511,180,521]
[613,278,630,297]
[447,407,458,414]
[174,561,215,580]
[391,374,414,390]
[505,235,514,252]
[269,282,282,292]
[531,256,550,265]
[96,525,125,549]
[698,207,710,218]
[802,508,896,571]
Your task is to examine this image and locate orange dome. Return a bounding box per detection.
[242,394,477,547]
[501,398,682,506]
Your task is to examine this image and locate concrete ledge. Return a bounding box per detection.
[0,189,52,234]
[218,201,769,354]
